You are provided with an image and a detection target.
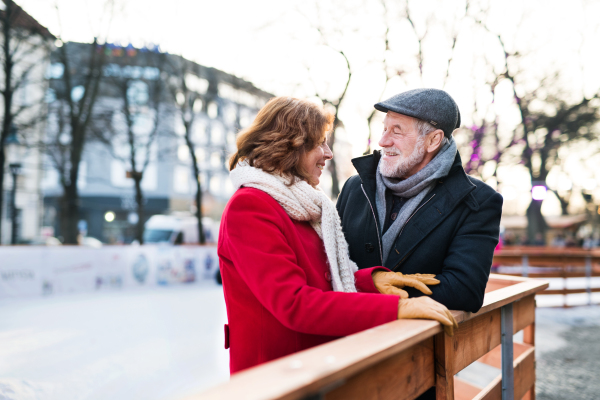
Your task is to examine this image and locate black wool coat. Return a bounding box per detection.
[336,151,503,313]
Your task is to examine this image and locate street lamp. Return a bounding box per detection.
[9,162,21,245]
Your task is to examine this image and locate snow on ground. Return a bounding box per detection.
[0,283,229,400]
[1,283,599,400]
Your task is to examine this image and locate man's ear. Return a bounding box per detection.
[426,130,445,153]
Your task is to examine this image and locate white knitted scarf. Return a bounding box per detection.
[230,162,358,292]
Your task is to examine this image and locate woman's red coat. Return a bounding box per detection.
[218,188,399,374]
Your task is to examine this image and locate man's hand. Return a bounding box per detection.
[397,297,458,336]
[372,271,440,299]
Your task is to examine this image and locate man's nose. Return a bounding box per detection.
[379,130,392,147]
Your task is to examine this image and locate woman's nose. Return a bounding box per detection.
[324,143,333,160]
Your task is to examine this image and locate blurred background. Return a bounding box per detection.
[0,0,599,399]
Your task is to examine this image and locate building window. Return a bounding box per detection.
[141,164,157,191]
[174,165,190,194]
[207,102,218,119]
[111,160,133,188]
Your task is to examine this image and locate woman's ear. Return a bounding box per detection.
[427,130,445,154]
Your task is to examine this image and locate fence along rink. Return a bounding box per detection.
[0,245,219,298]
[493,246,600,307]
[185,274,548,400]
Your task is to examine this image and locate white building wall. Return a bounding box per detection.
[0,32,51,243]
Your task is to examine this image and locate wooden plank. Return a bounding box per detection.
[514,348,535,400]
[475,279,548,319]
[522,390,534,400]
[495,247,600,258]
[450,294,533,373]
[451,309,501,374]
[543,287,600,295]
[523,324,535,346]
[522,306,535,400]
[473,375,501,400]
[485,280,516,293]
[513,295,536,333]
[435,333,455,400]
[488,274,532,283]
[454,377,482,400]
[477,342,533,368]
[186,319,442,400]
[501,271,600,278]
[493,258,598,267]
[471,347,535,400]
[325,338,435,400]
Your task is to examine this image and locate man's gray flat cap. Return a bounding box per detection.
[374,88,461,138]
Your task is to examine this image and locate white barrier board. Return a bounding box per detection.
[0,245,219,298]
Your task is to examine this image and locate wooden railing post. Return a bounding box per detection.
[523,299,536,400]
[522,255,529,278]
[434,333,454,400]
[501,303,514,400]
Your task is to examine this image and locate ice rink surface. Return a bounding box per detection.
[0,283,229,400]
[1,283,599,400]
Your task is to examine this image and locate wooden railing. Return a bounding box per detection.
[493,246,600,306]
[181,274,548,400]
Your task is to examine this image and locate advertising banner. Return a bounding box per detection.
[0,245,219,299]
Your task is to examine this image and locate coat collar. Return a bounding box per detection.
[351,150,381,197]
[351,150,479,269]
[351,150,475,200]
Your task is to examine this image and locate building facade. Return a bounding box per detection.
[42,42,272,243]
[0,1,54,244]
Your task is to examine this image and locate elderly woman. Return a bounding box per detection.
[219,97,457,373]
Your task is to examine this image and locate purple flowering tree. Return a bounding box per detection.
[470,19,600,244]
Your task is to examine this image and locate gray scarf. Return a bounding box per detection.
[376,137,457,264]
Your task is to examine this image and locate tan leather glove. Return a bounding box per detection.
[397,297,458,336]
[372,271,440,299]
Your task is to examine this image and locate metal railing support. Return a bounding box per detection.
[521,255,529,278]
[586,256,592,306]
[501,303,514,400]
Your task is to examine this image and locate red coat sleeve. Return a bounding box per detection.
[221,190,399,338]
[354,267,391,293]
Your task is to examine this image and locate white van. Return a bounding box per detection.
[143,213,218,244]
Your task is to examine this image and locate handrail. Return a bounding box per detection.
[181,274,548,400]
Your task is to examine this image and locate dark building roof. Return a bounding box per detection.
[52,41,273,103]
[0,0,55,39]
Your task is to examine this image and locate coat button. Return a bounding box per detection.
[365,243,374,253]
[324,271,332,282]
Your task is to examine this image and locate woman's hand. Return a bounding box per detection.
[397,297,458,336]
[372,271,440,298]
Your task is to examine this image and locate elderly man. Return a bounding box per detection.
[337,88,503,314]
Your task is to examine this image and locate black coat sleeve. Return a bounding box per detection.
[426,191,503,312]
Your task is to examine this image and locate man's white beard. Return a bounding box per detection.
[379,136,427,178]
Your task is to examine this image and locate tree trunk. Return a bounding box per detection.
[328,158,340,199]
[194,178,205,244]
[60,183,79,244]
[186,133,205,244]
[0,147,5,243]
[526,199,547,245]
[1,2,14,245]
[134,174,145,244]
[327,128,340,199]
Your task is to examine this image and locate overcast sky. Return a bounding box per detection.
[18,0,600,215]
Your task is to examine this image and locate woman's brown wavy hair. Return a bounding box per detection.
[229,97,334,184]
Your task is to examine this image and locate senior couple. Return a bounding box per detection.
[218,89,502,397]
